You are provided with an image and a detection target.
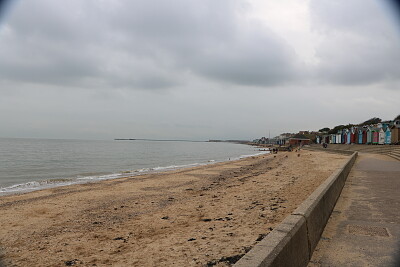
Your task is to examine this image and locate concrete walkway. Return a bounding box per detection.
[308,153,400,267]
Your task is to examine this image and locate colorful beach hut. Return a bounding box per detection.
[354,128,359,144]
[391,120,400,144]
[336,131,341,144]
[385,127,392,144]
[362,128,367,144]
[342,130,347,144]
[366,127,373,144]
[378,128,386,144]
[372,128,379,144]
[344,129,351,144]
[358,128,364,144]
[350,127,356,144]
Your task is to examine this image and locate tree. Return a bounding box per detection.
[328,125,345,134]
[319,127,330,132]
[360,117,381,126]
[395,114,400,121]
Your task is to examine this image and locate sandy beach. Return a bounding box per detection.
[0,150,348,267]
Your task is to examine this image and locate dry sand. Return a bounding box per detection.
[0,150,348,267]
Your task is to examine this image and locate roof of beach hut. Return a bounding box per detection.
[391,120,400,129]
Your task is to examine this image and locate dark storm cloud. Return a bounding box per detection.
[0,0,300,90]
[310,0,400,86]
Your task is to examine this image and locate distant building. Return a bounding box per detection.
[288,134,311,146]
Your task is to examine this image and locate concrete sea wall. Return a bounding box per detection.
[234,152,358,267]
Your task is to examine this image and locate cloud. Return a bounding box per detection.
[0,0,301,90]
[1,0,400,140]
[310,0,400,86]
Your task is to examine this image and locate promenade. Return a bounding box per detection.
[308,153,400,267]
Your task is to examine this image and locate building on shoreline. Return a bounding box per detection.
[288,134,311,146]
[254,118,400,146]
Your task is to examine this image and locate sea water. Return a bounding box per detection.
[0,138,265,195]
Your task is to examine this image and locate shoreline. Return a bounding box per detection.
[0,150,349,266]
[0,148,268,197]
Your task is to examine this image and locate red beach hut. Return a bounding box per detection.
[355,128,360,144]
[350,128,356,144]
[372,129,379,144]
[362,128,367,144]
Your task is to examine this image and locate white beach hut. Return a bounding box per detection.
[378,127,386,145]
[336,132,341,144]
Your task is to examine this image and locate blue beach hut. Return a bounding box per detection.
[342,130,346,144]
[385,127,391,144]
[358,129,363,144]
[344,129,351,144]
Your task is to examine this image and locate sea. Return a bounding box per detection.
[0,138,265,196]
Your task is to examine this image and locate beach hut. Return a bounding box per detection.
[362,128,367,144]
[391,120,400,144]
[378,128,386,144]
[344,129,351,144]
[354,128,359,144]
[366,127,373,144]
[358,129,363,144]
[350,127,356,144]
[372,128,379,144]
[341,129,346,144]
[336,131,341,144]
[385,127,392,144]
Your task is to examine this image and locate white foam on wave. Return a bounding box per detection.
[0,179,76,195]
[76,173,123,180]
[151,162,205,171]
[0,149,267,196]
[231,151,269,160]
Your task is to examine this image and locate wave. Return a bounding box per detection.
[0,150,268,196]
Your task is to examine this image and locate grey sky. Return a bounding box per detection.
[0,0,399,140]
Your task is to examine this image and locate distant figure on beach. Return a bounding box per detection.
[323,143,328,149]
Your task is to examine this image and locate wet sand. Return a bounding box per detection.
[0,150,348,266]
